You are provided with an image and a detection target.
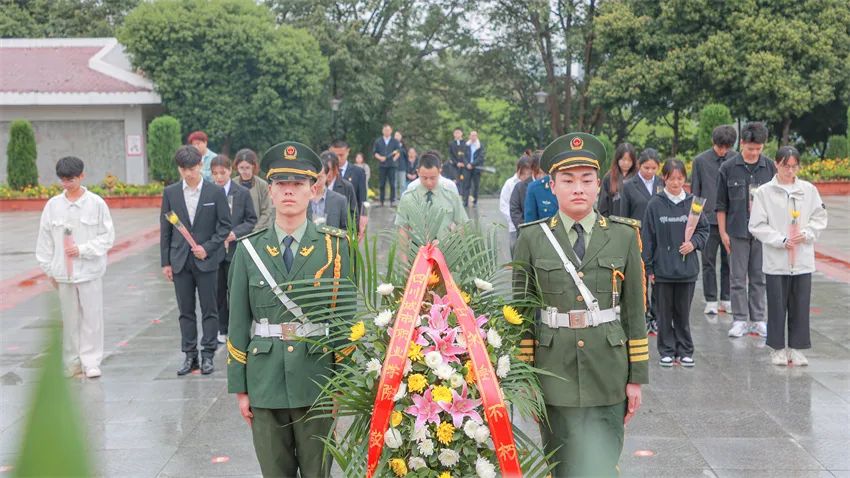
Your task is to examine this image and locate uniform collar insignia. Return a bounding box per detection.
[299,245,315,257]
[598,216,607,228]
[266,244,280,257]
[549,216,559,228]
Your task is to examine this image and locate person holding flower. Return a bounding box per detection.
[641,159,709,367]
[749,147,828,366]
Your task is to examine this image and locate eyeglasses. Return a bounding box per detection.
[778,163,800,171]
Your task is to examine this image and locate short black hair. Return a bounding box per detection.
[56,156,84,179]
[453,127,462,132]
[775,146,801,166]
[740,122,768,144]
[330,139,349,149]
[712,125,737,148]
[661,158,687,181]
[418,150,442,170]
[530,150,543,172]
[174,145,202,169]
[210,154,231,170]
[638,148,660,166]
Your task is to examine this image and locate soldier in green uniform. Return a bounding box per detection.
[227,142,350,478]
[513,133,649,477]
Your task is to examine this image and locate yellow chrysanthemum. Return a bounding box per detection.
[436,421,455,445]
[408,373,427,393]
[503,305,523,325]
[348,321,365,341]
[408,342,424,362]
[428,271,441,286]
[390,410,403,428]
[439,473,451,478]
[389,458,408,477]
[459,290,471,304]
[690,202,704,214]
[165,211,179,225]
[791,209,801,219]
[464,360,476,384]
[431,385,453,403]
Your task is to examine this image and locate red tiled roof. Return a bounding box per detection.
[0,47,150,93]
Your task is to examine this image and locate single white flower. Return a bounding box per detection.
[377,283,395,296]
[496,355,511,378]
[435,363,454,381]
[474,278,493,292]
[410,425,429,443]
[394,383,407,401]
[385,427,403,449]
[438,448,460,467]
[475,456,497,478]
[403,359,413,376]
[463,419,480,439]
[408,456,427,471]
[365,358,382,376]
[424,351,443,369]
[487,327,502,349]
[449,373,465,388]
[313,216,327,225]
[374,309,393,328]
[474,425,490,444]
[418,438,435,456]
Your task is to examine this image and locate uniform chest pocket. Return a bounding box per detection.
[727,178,746,200]
[249,277,282,319]
[533,259,568,295]
[596,257,626,293]
[248,339,273,357]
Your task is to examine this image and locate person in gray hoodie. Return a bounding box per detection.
[641,159,709,367]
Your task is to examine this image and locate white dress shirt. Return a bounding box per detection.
[183,179,204,225]
[664,188,686,204]
[499,174,521,232]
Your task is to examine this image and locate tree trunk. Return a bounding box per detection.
[530,10,562,136]
[781,117,792,145]
[577,0,596,132]
[560,7,574,133]
[671,109,680,156]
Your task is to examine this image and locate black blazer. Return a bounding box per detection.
[330,176,357,227]
[341,162,367,219]
[619,174,664,222]
[225,181,257,262]
[160,180,232,274]
[445,140,465,180]
[463,143,486,168]
[373,136,401,169]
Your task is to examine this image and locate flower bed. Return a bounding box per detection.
[0,181,165,211]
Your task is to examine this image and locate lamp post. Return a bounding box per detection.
[534,91,548,148]
[330,97,342,139]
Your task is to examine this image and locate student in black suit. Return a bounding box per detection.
[209,155,257,344]
[462,130,486,207]
[160,146,231,376]
[329,140,368,237]
[446,127,464,183]
[373,124,402,206]
[310,157,350,230]
[320,151,356,230]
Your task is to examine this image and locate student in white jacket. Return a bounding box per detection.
[749,147,827,367]
[36,157,115,378]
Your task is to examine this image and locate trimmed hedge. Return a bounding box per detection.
[6,119,38,189]
[698,104,733,152]
[825,135,848,160]
[147,115,181,184]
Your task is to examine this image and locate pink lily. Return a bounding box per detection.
[405,388,442,430]
[423,327,465,364]
[418,296,452,343]
[436,383,483,427]
[474,314,488,339]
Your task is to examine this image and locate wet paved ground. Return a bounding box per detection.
[1,197,849,477]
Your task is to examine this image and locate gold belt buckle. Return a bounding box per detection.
[280,323,298,340]
[569,311,587,329]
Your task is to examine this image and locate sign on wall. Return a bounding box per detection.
[126,135,142,156]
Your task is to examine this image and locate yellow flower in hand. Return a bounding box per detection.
[166,211,179,225]
[389,458,407,477]
[503,305,523,325]
[431,385,453,403]
[691,202,704,214]
[348,321,365,341]
[408,373,427,393]
[436,421,455,445]
[791,210,801,219]
[390,410,403,428]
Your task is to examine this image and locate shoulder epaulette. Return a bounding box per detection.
[518,217,549,228]
[237,228,267,242]
[317,224,347,238]
[608,215,641,228]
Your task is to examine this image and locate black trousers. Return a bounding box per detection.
[766,273,812,350]
[216,261,230,334]
[645,272,658,320]
[655,281,695,358]
[173,258,219,358]
[378,166,396,204]
[701,224,730,302]
[462,167,482,206]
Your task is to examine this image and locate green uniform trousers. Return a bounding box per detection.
[251,406,332,478]
[540,401,626,478]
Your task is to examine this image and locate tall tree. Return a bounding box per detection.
[0,0,138,38]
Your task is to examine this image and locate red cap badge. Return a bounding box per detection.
[570,137,583,150]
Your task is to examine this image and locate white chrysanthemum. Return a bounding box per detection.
[410,425,429,443]
[424,351,443,369]
[377,283,395,296]
[418,438,435,456]
[438,448,460,467]
[384,427,403,449]
[435,363,454,381]
[474,425,490,444]
[496,355,511,378]
[463,419,480,439]
[408,456,427,471]
[313,216,326,225]
[475,456,497,478]
[374,309,393,328]
[449,373,465,388]
[486,327,502,348]
[474,278,493,292]
[394,383,407,402]
[365,358,382,375]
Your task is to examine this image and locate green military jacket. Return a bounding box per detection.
[513,212,649,408]
[226,221,350,409]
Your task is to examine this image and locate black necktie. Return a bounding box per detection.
[282,236,294,272]
[572,223,585,261]
[426,190,433,205]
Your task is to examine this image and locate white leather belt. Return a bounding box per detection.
[253,320,328,340]
[543,307,618,329]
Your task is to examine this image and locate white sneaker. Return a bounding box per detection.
[659,356,674,367]
[85,367,102,378]
[217,333,227,344]
[704,301,718,315]
[770,348,788,366]
[728,321,748,337]
[719,300,732,312]
[680,356,695,367]
[752,321,768,337]
[788,349,808,366]
[64,363,82,378]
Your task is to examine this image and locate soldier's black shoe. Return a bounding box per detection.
[177,355,199,376]
[200,357,214,375]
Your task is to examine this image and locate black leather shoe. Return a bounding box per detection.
[176,355,199,376]
[200,357,214,375]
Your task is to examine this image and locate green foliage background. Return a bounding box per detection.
[6,120,38,189]
[698,104,734,152]
[146,116,182,184]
